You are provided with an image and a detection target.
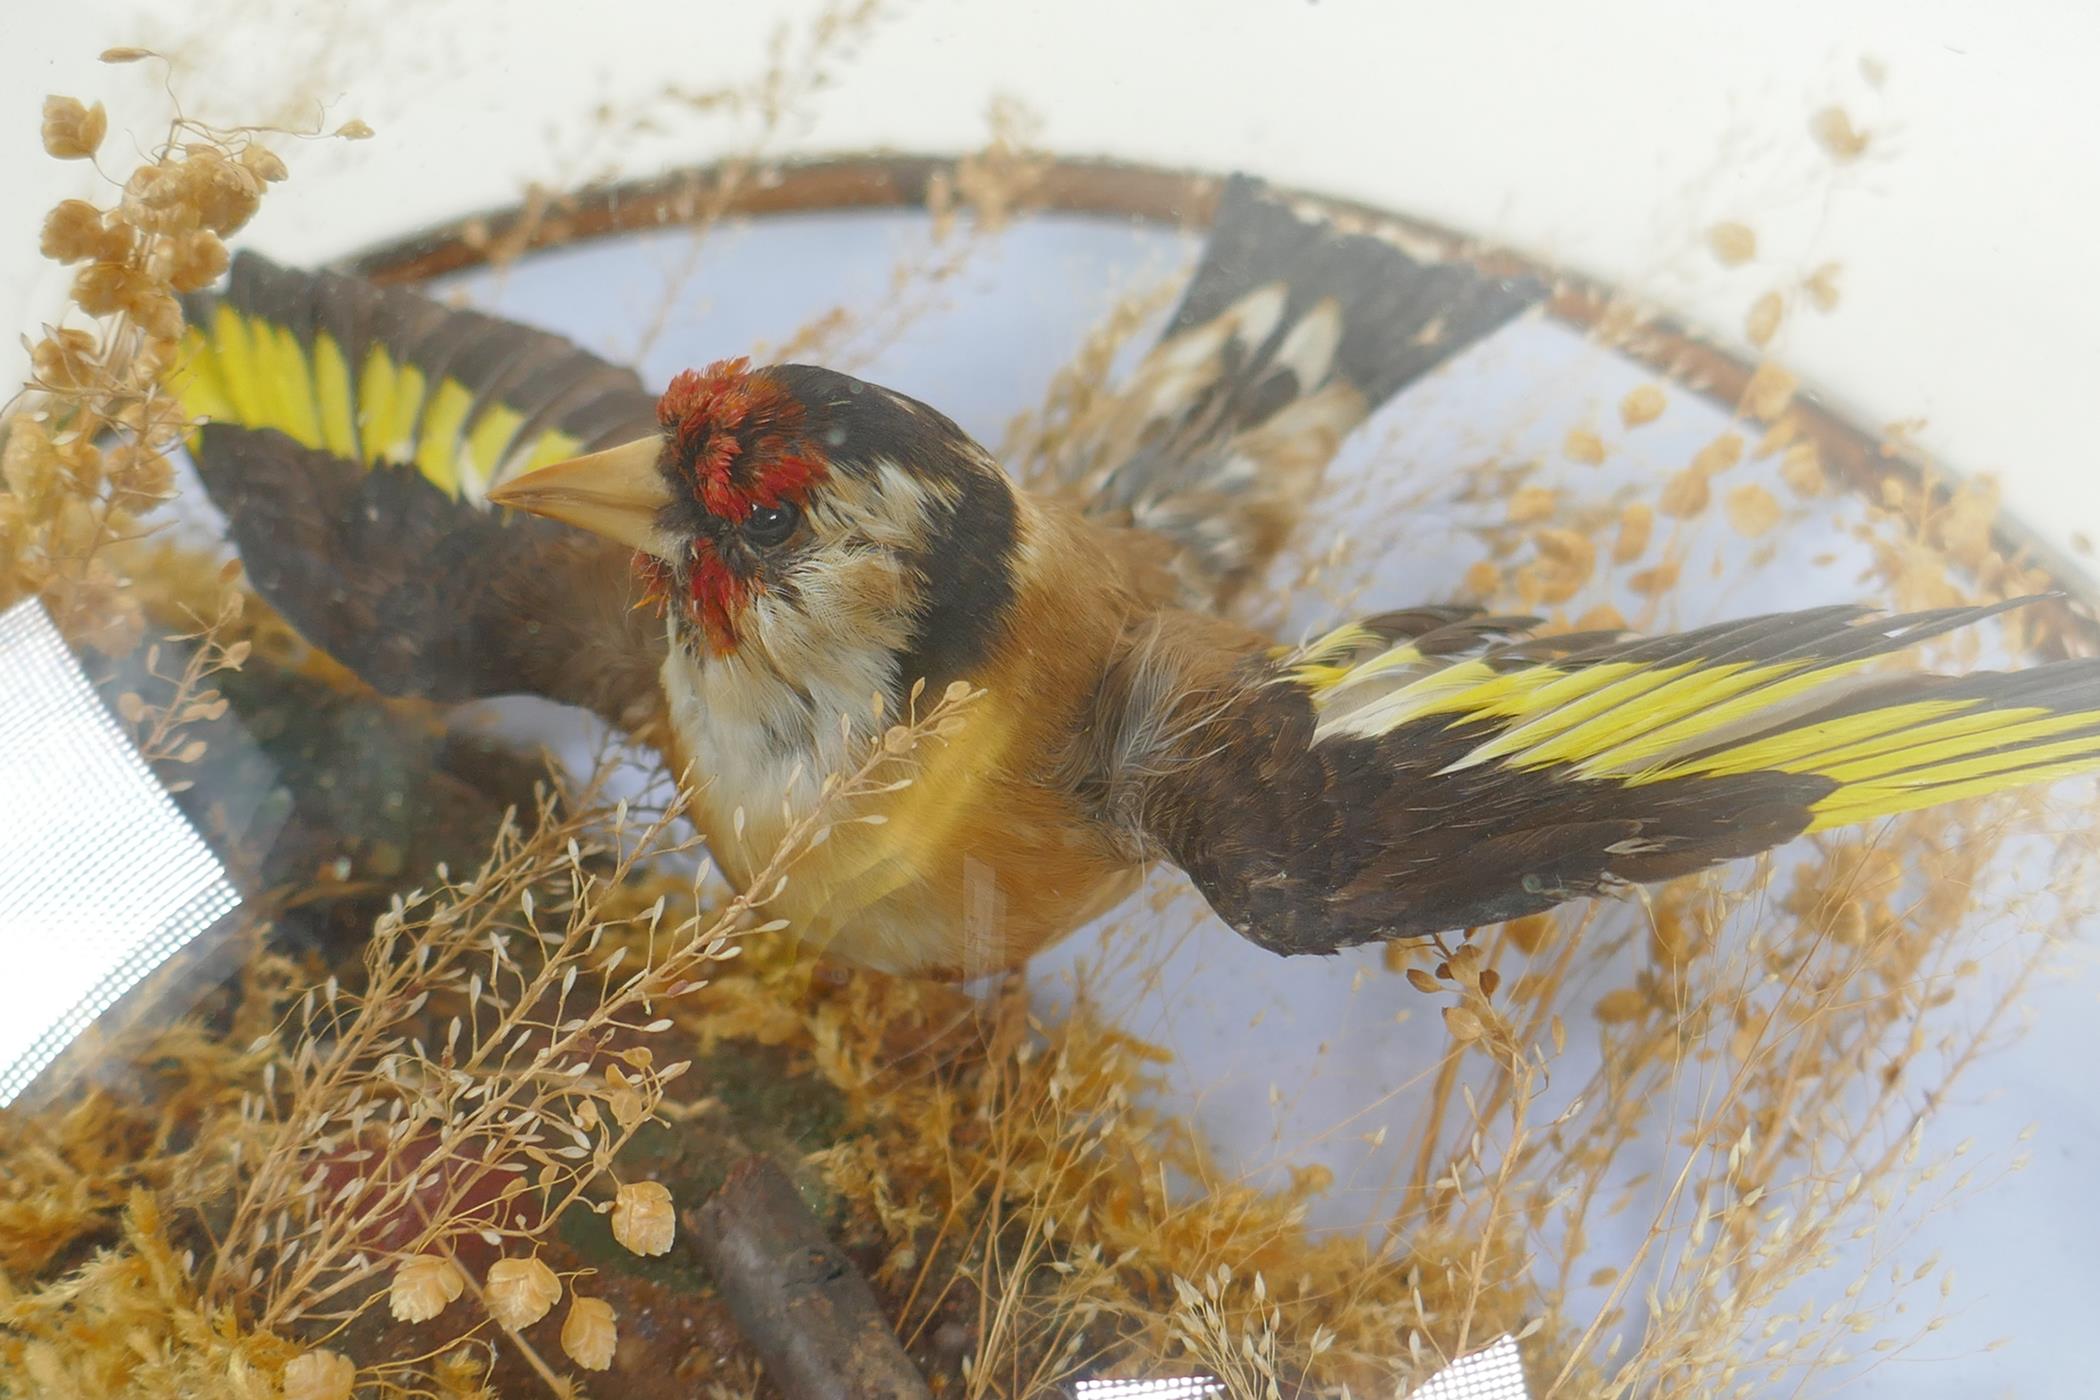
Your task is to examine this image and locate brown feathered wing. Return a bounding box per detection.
[176,252,668,732]
[1095,602,2100,954]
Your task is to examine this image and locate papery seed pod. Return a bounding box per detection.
[485,1255,562,1328]
[183,150,264,236]
[561,1295,619,1370]
[73,261,156,319]
[29,331,98,394]
[388,1254,464,1323]
[168,230,229,293]
[41,97,106,160]
[241,143,289,182]
[1726,484,1782,538]
[39,200,127,263]
[1707,221,1757,265]
[121,162,200,235]
[282,1349,356,1400]
[133,289,184,341]
[1747,291,1784,347]
[1620,384,1666,426]
[611,1180,675,1256]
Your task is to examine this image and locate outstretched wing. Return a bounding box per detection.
[1054,176,1546,608]
[174,252,668,728]
[1093,601,2100,955]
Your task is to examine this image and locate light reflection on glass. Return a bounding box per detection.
[0,598,238,1105]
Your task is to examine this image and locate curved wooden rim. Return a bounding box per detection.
[346,153,2099,644]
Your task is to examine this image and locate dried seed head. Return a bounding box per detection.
[1780,442,1825,496]
[1630,553,1678,592]
[181,149,265,236]
[1726,483,1782,538]
[561,1295,619,1370]
[1594,987,1648,1023]
[1706,221,1757,266]
[1620,384,1666,427]
[486,1255,562,1329]
[1525,527,1595,605]
[1562,427,1606,466]
[41,97,107,160]
[1659,467,1710,520]
[121,163,199,235]
[106,441,175,502]
[1741,362,1798,422]
[604,1064,647,1128]
[53,434,103,495]
[1690,432,1743,477]
[1506,485,1557,525]
[1746,291,1784,347]
[240,143,289,182]
[1505,913,1556,955]
[1804,261,1844,312]
[282,1349,356,1400]
[1810,106,1872,161]
[1442,1006,1485,1042]
[388,1254,465,1323]
[1612,502,1654,565]
[30,331,100,394]
[40,200,129,264]
[2,418,59,506]
[611,1179,676,1256]
[138,291,183,339]
[72,261,157,319]
[167,230,229,293]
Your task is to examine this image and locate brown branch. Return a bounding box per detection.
[686,1154,932,1400]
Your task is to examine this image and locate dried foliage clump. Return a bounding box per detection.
[2,675,977,1396]
[3,53,368,660]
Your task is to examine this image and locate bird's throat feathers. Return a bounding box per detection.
[637,545,750,656]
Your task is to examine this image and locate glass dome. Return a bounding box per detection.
[3,6,2097,1399]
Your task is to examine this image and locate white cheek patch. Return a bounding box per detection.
[1269,297,1343,393]
[866,460,951,548]
[805,458,951,554]
[1216,283,1288,362]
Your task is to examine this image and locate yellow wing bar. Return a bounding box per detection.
[1295,599,2100,828]
[173,252,652,507]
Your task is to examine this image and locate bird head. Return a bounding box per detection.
[489,359,1020,694]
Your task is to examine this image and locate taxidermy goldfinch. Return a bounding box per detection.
[175,178,2100,976]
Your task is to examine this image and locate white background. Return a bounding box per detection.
[5,0,2098,582]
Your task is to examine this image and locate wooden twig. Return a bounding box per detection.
[686,1154,932,1400]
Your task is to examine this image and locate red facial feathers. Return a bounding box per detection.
[656,358,826,523]
[652,359,826,655]
[684,545,748,655]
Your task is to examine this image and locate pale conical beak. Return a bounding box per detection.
[488,437,678,558]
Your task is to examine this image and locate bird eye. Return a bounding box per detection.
[742,502,800,548]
